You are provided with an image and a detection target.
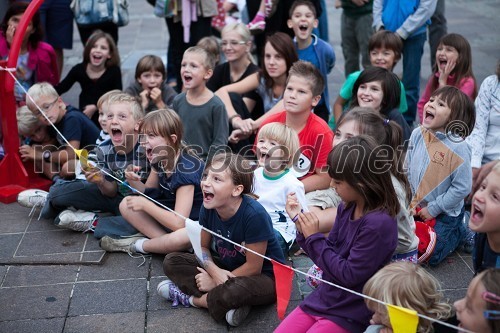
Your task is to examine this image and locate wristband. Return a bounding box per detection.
[292,209,304,222]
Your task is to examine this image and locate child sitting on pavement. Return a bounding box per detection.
[61,90,115,180]
[18,93,148,236]
[363,262,451,332]
[454,268,500,333]
[407,86,475,266]
[253,122,307,258]
[99,109,204,255]
[159,153,285,327]
[332,30,406,127]
[173,46,228,161]
[124,55,177,113]
[469,161,500,273]
[17,105,58,180]
[25,82,100,182]
[258,60,333,194]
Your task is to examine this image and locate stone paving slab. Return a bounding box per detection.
[2,265,79,287]
[1,1,499,332]
[0,284,73,321]
[68,279,147,316]
[0,317,66,333]
[64,311,145,333]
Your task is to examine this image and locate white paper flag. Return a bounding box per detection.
[185,218,203,263]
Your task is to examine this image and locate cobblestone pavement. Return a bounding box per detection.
[1,0,499,332]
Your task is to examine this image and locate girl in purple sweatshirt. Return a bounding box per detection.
[277,136,399,333]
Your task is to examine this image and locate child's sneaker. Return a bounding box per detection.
[17,189,49,219]
[55,209,97,232]
[17,189,48,208]
[306,264,323,289]
[99,234,145,253]
[226,306,251,327]
[247,14,266,34]
[157,279,191,307]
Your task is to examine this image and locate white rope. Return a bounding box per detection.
[0,65,16,72]
[2,66,472,333]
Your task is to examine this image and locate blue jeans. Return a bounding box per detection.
[315,0,329,42]
[274,229,292,259]
[402,32,427,125]
[429,208,465,266]
[41,180,139,239]
[41,180,123,219]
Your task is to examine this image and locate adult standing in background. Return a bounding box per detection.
[428,0,447,69]
[373,0,437,126]
[165,0,217,92]
[36,0,73,76]
[337,0,373,77]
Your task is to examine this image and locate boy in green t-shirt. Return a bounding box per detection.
[331,30,406,128]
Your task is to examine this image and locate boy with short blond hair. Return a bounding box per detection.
[18,93,148,235]
[25,82,100,180]
[287,0,335,123]
[257,61,333,193]
[174,46,228,161]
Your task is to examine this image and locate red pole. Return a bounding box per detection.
[0,0,51,203]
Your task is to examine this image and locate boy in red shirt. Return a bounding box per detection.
[258,60,333,193]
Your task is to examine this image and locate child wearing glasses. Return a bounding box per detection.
[25,82,99,181]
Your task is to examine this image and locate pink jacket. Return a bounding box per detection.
[0,33,59,86]
[417,72,476,123]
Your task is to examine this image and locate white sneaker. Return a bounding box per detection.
[157,279,191,307]
[17,189,48,208]
[55,209,97,232]
[226,306,251,326]
[99,234,145,253]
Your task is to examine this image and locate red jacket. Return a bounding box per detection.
[0,33,59,86]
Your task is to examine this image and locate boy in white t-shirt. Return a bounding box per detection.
[253,122,307,257]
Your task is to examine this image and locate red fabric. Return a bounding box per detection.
[271,260,294,320]
[257,111,334,180]
[414,208,437,263]
[0,33,60,86]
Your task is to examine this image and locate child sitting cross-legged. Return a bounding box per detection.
[158,153,285,327]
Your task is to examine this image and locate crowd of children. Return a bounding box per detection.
[3,0,499,331]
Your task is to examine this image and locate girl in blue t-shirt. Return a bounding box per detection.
[99,109,204,255]
[159,153,285,327]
